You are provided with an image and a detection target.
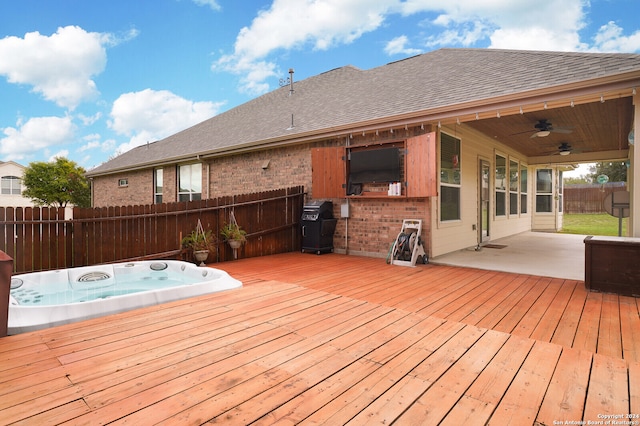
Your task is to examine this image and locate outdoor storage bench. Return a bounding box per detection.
[584,235,640,297]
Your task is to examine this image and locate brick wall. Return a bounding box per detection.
[331,197,432,258]
[162,166,177,203]
[206,141,339,198]
[92,169,153,207]
[91,130,434,258]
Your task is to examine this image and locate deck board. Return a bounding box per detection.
[1,252,638,424]
[440,334,535,425]
[537,347,592,425]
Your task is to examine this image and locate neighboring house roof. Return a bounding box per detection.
[0,161,26,172]
[87,48,640,176]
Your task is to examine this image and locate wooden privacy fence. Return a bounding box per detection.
[564,182,626,214]
[0,186,305,274]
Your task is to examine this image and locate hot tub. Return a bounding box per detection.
[8,260,242,334]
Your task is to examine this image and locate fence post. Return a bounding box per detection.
[0,250,13,337]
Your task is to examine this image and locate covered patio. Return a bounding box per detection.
[1,253,638,424]
[432,231,586,281]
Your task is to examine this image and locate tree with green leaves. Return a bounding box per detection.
[587,161,627,183]
[22,157,91,208]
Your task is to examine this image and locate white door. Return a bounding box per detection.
[479,159,490,243]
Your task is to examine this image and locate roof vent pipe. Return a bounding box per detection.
[279,68,295,96]
[288,68,294,96]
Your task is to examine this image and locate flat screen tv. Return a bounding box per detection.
[349,147,401,184]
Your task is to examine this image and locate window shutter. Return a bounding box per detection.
[406,132,437,197]
[311,147,346,198]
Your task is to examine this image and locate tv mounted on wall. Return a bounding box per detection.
[349,147,401,184]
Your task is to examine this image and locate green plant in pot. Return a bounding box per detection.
[182,221,216,266]
[220,221,246,249]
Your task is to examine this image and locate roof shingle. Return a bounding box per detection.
[88,48,640,176]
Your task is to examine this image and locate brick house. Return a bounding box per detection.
[86,48,640,259]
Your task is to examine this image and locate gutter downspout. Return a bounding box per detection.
[344,136,350,255]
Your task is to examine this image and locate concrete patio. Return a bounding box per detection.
[431,231,586,281]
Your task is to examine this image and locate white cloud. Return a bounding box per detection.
[384,35,422,55]
[213,0,397,95]
[78,134,102,152]
[192,0,221,10]
[108,89,223,155]
[0,25,136,110]
[400,0,588,51]
[77,112,103,126]
[425,21,490,48]
[0,116,75,161]
[591,21,640,53]
[214,0,594,94]
[48,150,69,162]
[216,0,640,94]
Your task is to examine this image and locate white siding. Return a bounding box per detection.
[0,162,35,208]
[431,125,532,257]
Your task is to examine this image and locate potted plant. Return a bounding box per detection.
[182,220,216,266]
[220,221,246,249]
[220,212,246,260]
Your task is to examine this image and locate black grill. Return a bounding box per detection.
[301,200,337,254]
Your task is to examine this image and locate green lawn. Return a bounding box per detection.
[560,213,628,236]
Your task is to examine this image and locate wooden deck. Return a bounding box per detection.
[1,253,638,425]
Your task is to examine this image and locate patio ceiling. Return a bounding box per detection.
[465,96,633,165]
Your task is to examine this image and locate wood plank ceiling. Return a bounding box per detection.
[464,97,633,164]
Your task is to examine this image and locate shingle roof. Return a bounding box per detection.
[87,48,640,176]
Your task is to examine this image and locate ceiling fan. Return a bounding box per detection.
[542,142,575,156]
[530,119,573,138]
[510,119,574,138]
[556,142,572,156]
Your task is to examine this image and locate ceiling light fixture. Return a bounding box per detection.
[559,150,571,156]
[536,130,551,137]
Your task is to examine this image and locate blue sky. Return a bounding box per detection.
[1,0,639,171]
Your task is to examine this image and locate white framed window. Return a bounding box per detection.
[118,178,128,187]
[440,132,461,221]
[178,163,202,202]
[520,164,528,214]
[509,159,519,215]
[536,169,553,212]
[1,176,22,195]
[495,154,506,217]
[154,168,163,204]
[558,170,563,213]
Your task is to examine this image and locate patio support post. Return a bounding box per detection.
[631,94,640,237]
[0,251,13,337]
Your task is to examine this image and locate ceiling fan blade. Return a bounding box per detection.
[510,129,536,136]
[550,128,573,134]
